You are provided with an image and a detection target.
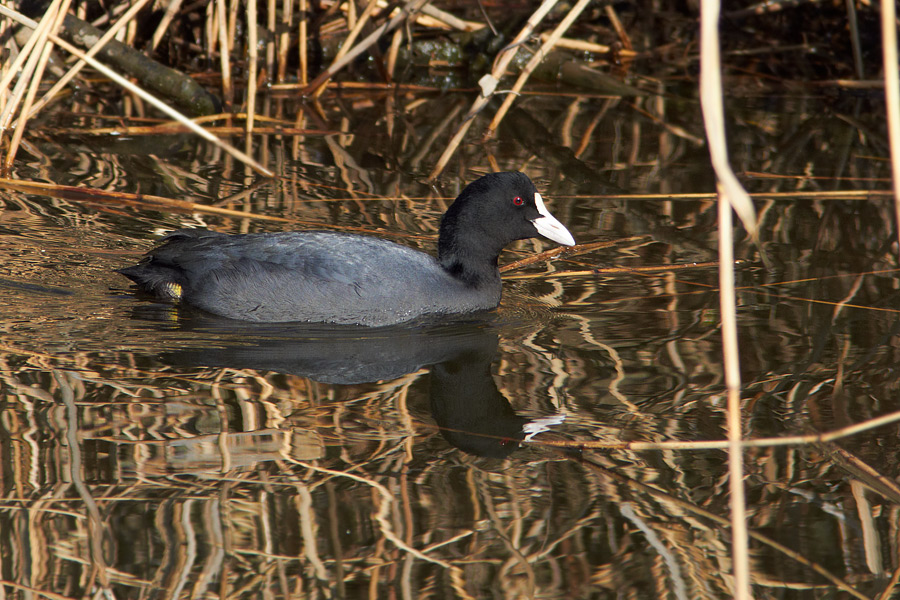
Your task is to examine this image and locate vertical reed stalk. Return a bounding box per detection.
[266,0,276,83]
[299,0,308,84]
[881,0,900,251]
[699,0,754,596]
[247,0,258,151]
[0,12,9,119]
[228,0,239,49]
[347,0,357,31]
[278,0,293,82]
[207,0,216,56]
[718,191,751,599]
[216,0,233,110]
[386,28,403,80]
[846,0,863,78]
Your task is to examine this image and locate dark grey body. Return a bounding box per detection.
[119,229,501,326]
[117,172,575,327]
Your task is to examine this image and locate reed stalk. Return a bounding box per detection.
[699,0,753,596]
[881,0,900,252]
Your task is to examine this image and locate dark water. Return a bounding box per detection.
[1,91,898,599]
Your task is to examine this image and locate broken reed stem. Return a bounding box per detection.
[0,3,273,177]
[302,0,430,97]
[334,0,380,67]
[24,0,153,122]
[499,238,634,272]
[150,0,181,50]
[419,2,481,31]
[501,260,734,280]
[0,0,55,105]
[0,177,291,221]
[881,0,900,253]
[604,4,633,50]
[486,0,591,136]
[6,0,71,171]
[875,563,900,600]
[429,0,560,180]
[0,0,60,145]
[51,124,331,136]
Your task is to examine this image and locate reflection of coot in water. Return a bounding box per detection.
[161,318,562,457]
[429,342,529,458]
[118,172,575,326]
[162,317,497,385]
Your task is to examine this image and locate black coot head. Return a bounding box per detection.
[438,172,575,274]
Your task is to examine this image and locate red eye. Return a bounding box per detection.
[513,196,525,206]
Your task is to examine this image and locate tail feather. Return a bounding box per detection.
[118,229,227,300]
[117,262,184,300]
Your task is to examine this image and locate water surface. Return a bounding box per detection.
[1,90,897,599]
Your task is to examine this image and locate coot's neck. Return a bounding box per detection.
[437,209,505,289]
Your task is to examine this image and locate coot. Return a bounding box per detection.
[118,171,575,326]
